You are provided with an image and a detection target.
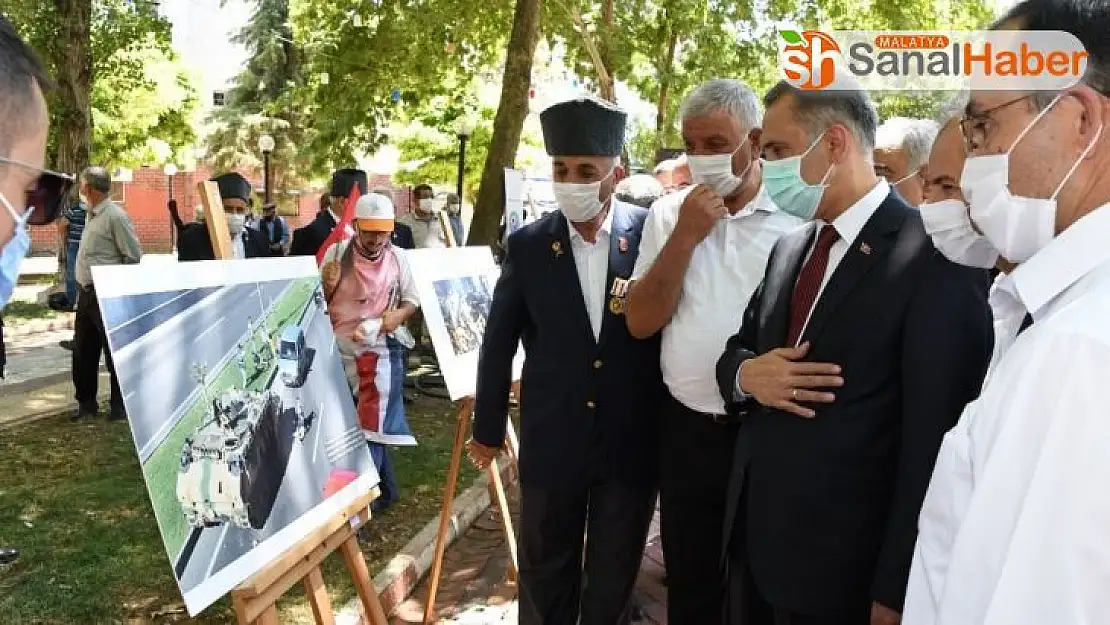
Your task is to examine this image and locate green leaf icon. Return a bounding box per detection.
[780,30,804,45]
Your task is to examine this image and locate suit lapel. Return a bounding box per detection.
[765,223,817,348]
[800,196,906,344]
[599,204,635,347]
[547,216,596,344]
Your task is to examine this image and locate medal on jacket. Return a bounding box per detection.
[608,277,630,315]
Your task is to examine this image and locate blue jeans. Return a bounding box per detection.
[449,214,464,246]
[65,241,80,307]
[368,442,398,511]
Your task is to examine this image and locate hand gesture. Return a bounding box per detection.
[738,342,843,418]
[674,184,727,245]
[321,261,340,295]
[380,310,403,334]
[466,439,498,470]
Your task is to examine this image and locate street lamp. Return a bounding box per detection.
[164,163,178,251]
[258,134,275,203]
[454,117,476,203]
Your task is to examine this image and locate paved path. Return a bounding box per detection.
[389,489,667,625]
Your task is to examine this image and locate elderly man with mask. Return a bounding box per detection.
[873,117,939,207]
[715,81,993,625]
[467,95,665,625]
[320,193,420,511]
[173,172,271,261]
[904,2,1110,623]
[400,183,449,248]
[0,16,71,565]
[614,173,664,209]
[624,78,802,623]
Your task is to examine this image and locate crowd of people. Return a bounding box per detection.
[3,0,1110,622]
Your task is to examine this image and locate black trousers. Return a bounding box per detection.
[517,478,656,625]
[658,392,740,625]
[72,285,123,410]
[728,551,870,625]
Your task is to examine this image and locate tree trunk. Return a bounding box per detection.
[52,0,93,177]
[465,0,543,247]
[654,26,679,147]
[598,0,615,102]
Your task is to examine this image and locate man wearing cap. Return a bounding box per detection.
[291,169,368,257]
[257,201,290,256]
[467,95,665,625]
[320,193,419,511]
[173,172,272,261]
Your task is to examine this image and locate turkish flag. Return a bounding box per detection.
[316,186,361,266]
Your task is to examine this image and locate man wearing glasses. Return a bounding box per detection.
[0,16,74,568]
[904,1,1110,623]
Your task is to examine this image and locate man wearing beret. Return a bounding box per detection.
[467,95,664,625]
[290,168,368,257]
[172,172,271,261]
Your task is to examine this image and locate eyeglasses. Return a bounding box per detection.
[958,93,1037,153]
[0,156,76,226]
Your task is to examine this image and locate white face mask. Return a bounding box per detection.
[227,213,246,235]
[920,199,1000,269]
[687,139,751,197]
[962,94,1104,263]
[552,169,614,223]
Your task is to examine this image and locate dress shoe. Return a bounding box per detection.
[108,405,128,421]
[72,403,99,421]
[0,547,19,565]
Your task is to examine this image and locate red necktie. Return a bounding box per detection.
[786,225,840,347]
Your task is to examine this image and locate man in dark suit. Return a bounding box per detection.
[172,173,272,261]
[715,82,994,625]
[467,96,664,625]
[289,169,368,257]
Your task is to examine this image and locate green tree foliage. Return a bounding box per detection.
[3,0,197,172]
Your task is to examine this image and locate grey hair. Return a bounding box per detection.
[764,80,879,151]
[614,174,664,209]
[82,166,112,193]
[876,117,941,171]
[680,79,763,132]
[934,92,970,125]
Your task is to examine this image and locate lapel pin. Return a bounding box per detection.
[551,241,563,259]
[860,242,872,255]
[618,236,629,253]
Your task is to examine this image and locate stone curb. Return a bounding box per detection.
[338,463,517,623]
[3,316,75,338]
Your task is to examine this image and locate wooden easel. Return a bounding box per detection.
[197,181,390,625]
[422,394,521,625]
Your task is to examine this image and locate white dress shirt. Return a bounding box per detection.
[904,204,1110,625]
[796,180,890,340]
[232,231,246,259]
[567,204,614,340]
[633,187,802,414]
[401,213,448,249]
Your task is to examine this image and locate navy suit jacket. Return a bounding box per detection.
[391,223,416,250]
[290,211,337,257]
[176,223,271,261]
[714,192,994,615]
[473,202,664,490]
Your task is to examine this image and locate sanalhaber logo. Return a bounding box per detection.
[777,29,1089,91]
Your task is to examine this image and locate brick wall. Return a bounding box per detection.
[29,167,410,255]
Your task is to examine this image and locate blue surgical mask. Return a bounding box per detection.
[0,192,32,307]
[761,133,834,220]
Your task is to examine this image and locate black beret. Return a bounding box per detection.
[330,169,369,197]
[540,96,627,157]
[210,172,252,203]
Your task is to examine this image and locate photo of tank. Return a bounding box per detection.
[90,257,379,616]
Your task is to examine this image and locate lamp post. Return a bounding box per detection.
[454,117,476,202]
[164,163,178,251]
[258,134,275,203]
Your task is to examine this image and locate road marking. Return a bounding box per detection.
[194,316,225,343]
[204,523,231,580]
[107,289,196,335]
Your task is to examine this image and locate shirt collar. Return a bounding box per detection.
[1007,203,1110,319]
[566,200,616,244]
[89,198,113,216]
[728,184,781,220]
[327,209,340,223]
[820,180,889,245]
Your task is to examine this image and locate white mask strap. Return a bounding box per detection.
[1050,122,1104,200]
[0,193,29,224]
[1007,93,1064,156]
[893,169,921,186]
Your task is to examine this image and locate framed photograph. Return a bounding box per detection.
[405,247,523,400]
[91,256,378,616]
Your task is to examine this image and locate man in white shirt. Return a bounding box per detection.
[904,2,1110,623]
[467,96,665,625]
[624,78,802,624]
[716,81,993,625]
[400,183,448,248]
[873,117,939,207]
